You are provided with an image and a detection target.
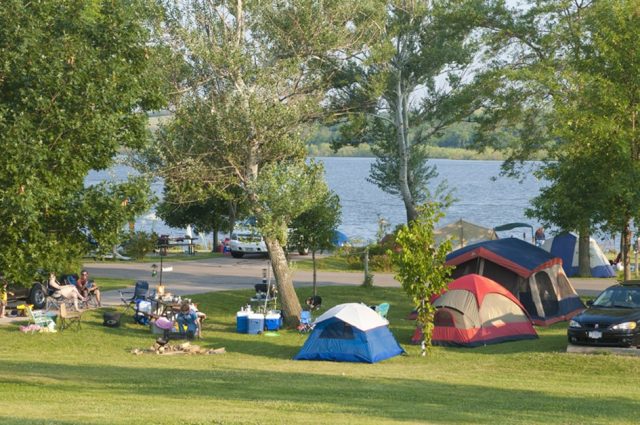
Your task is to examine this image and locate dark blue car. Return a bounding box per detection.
[568,281,640,347]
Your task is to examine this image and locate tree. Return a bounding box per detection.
[391,202,452,353]
[477,0,640,279]
[328,0,485,223]
[154,0,381,325]
[156,185,242,250]
[289,189,342,296]
[83,177,156,257]
[0,0,165,283]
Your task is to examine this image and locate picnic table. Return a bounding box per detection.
[158,235,199,255]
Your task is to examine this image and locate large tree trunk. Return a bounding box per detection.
[622,220,632,281]
[212,224,219,250]
[395,66,418,223]
[577,229,591,277]
[264,236,302,327]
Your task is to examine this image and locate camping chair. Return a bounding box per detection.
[119,280,150,315]
[375,302,390,318]
[25,305,56,330]
[297,310,314,333]
[44,280,78,313]
[253,283,277,301]
[305,295,322,311]
[59,303,82,331]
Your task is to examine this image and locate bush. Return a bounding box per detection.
[122,231,158,260]
[369,254,393,272]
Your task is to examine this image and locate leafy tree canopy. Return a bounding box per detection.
[0,0,165,282]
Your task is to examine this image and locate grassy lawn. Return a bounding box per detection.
[2,285,640,424]
[292,255,359,272]
[92,277,136,292]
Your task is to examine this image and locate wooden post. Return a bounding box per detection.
[635,235,639,278]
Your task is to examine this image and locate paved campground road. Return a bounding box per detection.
[85,254,618,307]
[88,254,390,306]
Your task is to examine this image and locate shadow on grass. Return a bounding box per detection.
[1,358,637,424]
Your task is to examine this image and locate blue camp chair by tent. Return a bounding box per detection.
[375,302,390,318]
[119,281,150,315]
[294,303,404,363]
[298,310,314,333]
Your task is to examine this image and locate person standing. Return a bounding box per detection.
[535,227,546,247]
[0,277,14,318]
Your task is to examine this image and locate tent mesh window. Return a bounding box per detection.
[534,272,559,315]
[320,322,354,340]
[451,258,481,279]
[434,309,456,327]
[480,262,520,293]
[555,267,576,298]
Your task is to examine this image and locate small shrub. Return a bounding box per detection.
[122,231,158,260]
[369,254,394,272]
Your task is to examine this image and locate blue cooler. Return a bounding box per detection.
[265,312,281,331]
[247,313,265,334]
[236,311,249,333]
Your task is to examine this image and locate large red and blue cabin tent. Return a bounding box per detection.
[445,238,584,326]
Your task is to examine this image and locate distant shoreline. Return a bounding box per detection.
[308,144,509,161]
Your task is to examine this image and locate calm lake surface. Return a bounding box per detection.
[320,157,544,242]
[88,157,554,246]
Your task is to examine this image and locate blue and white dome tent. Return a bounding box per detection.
[294,303,404,363]
[541,232,615,278]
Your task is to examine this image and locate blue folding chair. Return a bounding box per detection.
[376,302,390,318]
[119,281,150,315]
[298,310,314,333]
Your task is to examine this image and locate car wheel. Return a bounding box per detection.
[29,283,47,309]
[231,251,244,258]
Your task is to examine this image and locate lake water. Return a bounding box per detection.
[88,157,616,249]
[320,157,544,242]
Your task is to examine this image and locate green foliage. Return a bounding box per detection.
[289,189,342,255]
[0,0,165,284]
[482,0,640,278]
[391,202,452,353]
[250,161,329,246]
[368,253,393,273]
[327,1,487,222]
[83,177,156,257]
[151,1,382,319]
[156,183,242,247]
[121,231,158,260]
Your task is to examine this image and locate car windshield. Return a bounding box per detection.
[232,232,262,243]
[593,286,640,309]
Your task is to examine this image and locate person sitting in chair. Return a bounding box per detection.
[176,301,198,339]
[48,272,86,311]
[305,295,322,311]
[77,269,101,307]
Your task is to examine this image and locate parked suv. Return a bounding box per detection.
[229,229,268,258]
[6,281,47,310]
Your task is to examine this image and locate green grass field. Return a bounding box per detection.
[1,285,639,424]
[92,277,135,293]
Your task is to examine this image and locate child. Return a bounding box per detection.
[176,302,198,339]
[1,278,14,319]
